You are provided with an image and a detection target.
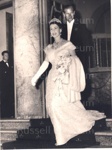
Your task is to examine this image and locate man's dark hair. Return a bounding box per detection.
[1,50,9,56]
[63,4,76,12]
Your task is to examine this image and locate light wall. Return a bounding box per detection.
[0,7,13,61]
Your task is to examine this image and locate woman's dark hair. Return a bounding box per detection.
[49,21,62,29]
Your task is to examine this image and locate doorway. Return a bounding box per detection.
[4,12,15,118]
[6,12,14,66]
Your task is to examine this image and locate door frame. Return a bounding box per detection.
[39,0,49,118]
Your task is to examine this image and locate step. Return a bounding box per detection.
[95,130,112,146]
[17,127,97,146]
[93,118,109,131]
[106,118,112,130]
[0,130,17,141]
[0,140,15,148]
[17,126,55,141]
[0,119,30,130]
[30,118,52,127]
[1,140,99,149]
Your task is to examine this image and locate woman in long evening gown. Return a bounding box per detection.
[31,18,106,146]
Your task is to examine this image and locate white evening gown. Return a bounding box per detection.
[44,40,106,146]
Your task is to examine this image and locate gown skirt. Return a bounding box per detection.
[44,41,106,146]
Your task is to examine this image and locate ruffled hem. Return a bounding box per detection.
[54,124,94,146]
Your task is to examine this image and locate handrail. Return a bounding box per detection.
[89,67,111,73]
[91,33,111,68]
[92,33,111,38]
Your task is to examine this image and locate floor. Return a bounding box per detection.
[1,139,104,149]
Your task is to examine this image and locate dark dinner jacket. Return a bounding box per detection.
[0,60,10,90]
[62,20,93,71]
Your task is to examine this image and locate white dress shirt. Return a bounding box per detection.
[6,62,9,67]
[3,60,9,67]
[67,19,75,41]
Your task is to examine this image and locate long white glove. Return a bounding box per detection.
[31,61,49,86]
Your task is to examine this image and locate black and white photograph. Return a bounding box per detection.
[0,0,111,149]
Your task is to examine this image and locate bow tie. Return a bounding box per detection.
[5,62,9,67]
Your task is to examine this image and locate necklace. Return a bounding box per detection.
[53,38,63,49]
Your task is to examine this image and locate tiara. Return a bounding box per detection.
[49,18,62,24]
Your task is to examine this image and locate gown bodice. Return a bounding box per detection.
[44,41,76,67]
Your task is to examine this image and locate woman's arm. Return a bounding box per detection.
[31,60,49,86]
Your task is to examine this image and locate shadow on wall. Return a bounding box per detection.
[90,2,111,33]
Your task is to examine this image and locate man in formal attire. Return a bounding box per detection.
[0,51,14,118]
[62,4,93,72]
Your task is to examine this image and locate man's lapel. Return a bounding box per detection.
[70,21,79,41]
[62,23,67,40]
